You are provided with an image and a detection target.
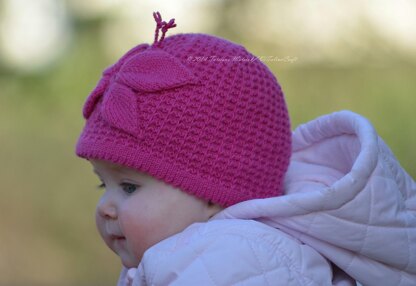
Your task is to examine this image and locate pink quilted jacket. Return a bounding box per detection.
[117,111,416,286]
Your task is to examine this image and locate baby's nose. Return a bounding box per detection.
[96,192,117,219]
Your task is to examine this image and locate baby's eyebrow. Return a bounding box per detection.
[93,168,136,177]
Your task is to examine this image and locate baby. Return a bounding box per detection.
[75,12,416,286]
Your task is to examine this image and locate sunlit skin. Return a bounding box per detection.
[90,159,224,268]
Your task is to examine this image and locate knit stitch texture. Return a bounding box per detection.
[75,28,292,207]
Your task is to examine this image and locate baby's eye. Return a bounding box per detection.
[96,182,105,189]
[121,183,139,194]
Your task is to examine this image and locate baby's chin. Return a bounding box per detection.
[119,251,141,269]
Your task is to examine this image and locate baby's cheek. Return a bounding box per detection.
[119,203,150,237]
[119,204,169,252]
[119,212,158,261]
[119,205,140,237]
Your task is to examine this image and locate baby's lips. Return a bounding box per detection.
[115,49,200,93]
[109,233,125,240]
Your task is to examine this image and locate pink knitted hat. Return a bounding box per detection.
[75,12,292,207]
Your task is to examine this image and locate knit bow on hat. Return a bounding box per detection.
[82,45,199,137]
[81,11,191,136]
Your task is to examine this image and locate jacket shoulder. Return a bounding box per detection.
[133,219,332,286]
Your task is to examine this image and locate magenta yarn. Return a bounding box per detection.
[75,12,292,207]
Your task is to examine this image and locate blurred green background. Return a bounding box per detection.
[0,0,415,285]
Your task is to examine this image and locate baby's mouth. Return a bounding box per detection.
[110,234,126,241]
[111,235,126,249]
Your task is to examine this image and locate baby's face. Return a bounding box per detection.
[90,159,223,268]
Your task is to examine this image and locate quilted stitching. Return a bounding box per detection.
[136,220,331,286]
[189,243,223,286]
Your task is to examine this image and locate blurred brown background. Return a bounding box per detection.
[1,0,415,285]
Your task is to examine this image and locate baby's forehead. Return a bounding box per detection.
[90,159,150,178]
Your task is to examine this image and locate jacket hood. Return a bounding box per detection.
[213,110,416,286]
